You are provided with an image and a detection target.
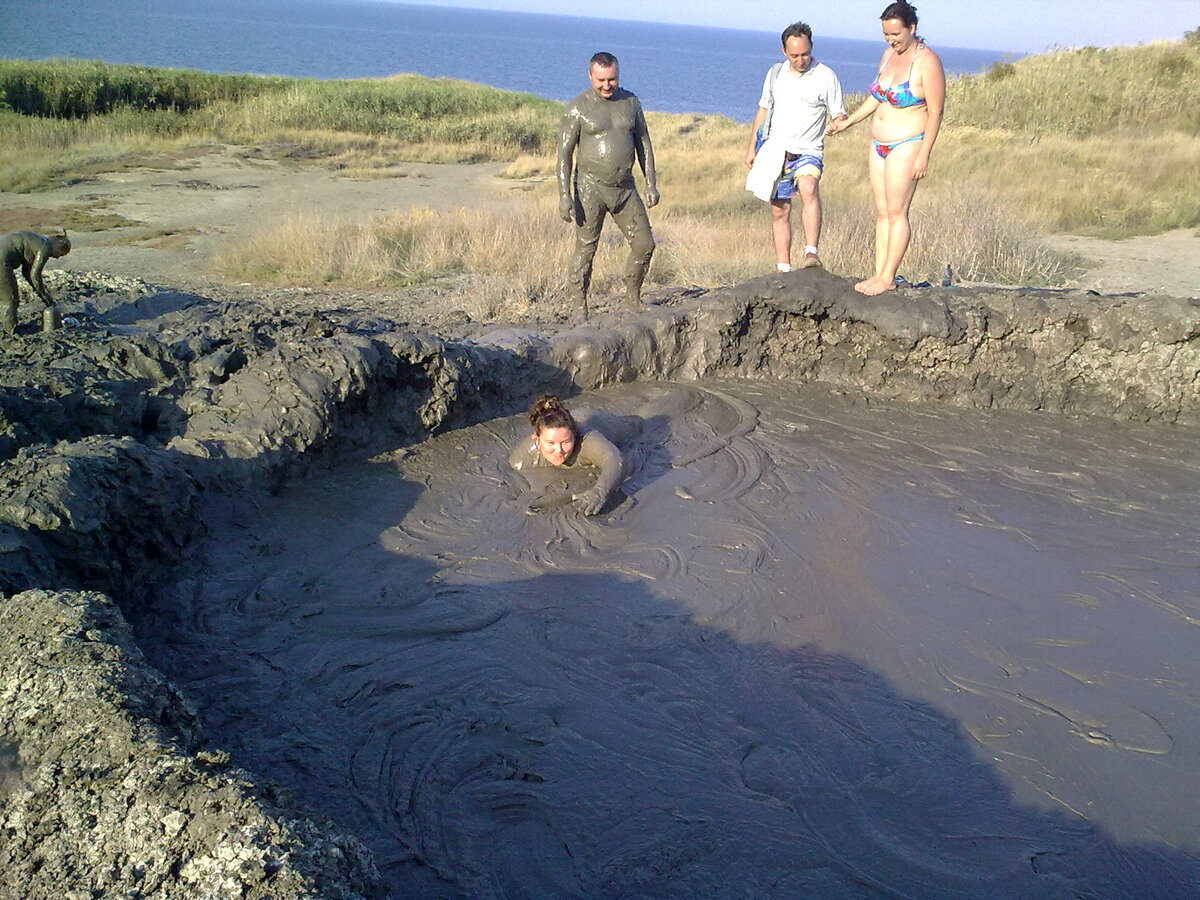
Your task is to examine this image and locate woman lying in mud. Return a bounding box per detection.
[508,394,640,515]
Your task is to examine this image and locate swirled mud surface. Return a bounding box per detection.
[139,380,1200,898]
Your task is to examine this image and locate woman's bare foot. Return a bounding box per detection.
[854,277,897,296]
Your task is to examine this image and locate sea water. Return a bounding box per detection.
[2,0,1009,120]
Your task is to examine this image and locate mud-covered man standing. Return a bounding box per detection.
[558,52,659,318]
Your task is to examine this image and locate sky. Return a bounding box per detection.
[379,0,1196,53]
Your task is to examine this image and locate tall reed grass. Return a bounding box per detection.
[213,180,1072,311]
[0,58,286,117]
[948,41,1199,135]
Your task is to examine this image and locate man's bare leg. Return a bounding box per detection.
[770,198,792,268]
[795,176,822,267]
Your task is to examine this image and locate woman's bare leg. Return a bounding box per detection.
[857,147,889,291]
[856,140,922,296]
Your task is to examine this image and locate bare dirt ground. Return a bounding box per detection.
[9,146,530,283]
[4,146,1196,328]
[2,146,585,332]
[1046,229,1199,298]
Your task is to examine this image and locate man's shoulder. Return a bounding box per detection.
[761,61,786,82]
[1,230,44,254]
[810,61,842,82]
[563,90,592,116]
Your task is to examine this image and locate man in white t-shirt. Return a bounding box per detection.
[744,22,846,272]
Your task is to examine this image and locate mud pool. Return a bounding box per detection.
[137,379,1200,898]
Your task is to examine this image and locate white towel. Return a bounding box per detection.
[745,136,787,202]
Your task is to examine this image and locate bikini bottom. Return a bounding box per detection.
[872,133,925,159]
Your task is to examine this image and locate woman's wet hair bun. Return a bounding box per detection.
[528,394,577,433]
[529,394,563,425]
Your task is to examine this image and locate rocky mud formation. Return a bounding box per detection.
[0,589,381,900]
[0,270,1196,897]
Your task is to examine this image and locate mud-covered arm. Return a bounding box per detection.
[23,248,54,305]
[557,107,581,221]
[632,101,659,208]
[507,438,538,479]
[574,430,627,514]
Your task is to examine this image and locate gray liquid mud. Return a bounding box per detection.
[141,380,1200,898]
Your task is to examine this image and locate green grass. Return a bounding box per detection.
[0,60,562,191]
[195,75,559,152]
[0,58,288,117]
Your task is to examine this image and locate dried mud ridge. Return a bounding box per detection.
[1,269,1196,898]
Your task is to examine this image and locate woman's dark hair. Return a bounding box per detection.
[880,2,918,28]
[528,395,578,437]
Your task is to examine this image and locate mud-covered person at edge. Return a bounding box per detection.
[1,229,71,334]
[508,395,642,515]
[558,51,660,319]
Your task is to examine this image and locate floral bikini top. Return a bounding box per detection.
[868,45,927,109]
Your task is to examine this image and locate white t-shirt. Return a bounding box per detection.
[758,61,846,156]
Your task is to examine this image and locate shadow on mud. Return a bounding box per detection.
[130,459,1200,899]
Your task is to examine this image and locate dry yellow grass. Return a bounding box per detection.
[949,41,1198,136]
[214,170,1071,307]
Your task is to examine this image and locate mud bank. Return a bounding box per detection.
[1,270,1197,897]
[0,589,380,899]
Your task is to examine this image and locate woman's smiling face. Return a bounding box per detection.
[536,425,576,466]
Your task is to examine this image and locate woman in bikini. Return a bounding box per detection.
[826,1,945,295]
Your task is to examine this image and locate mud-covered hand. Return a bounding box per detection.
[645,186,660,209]
[559,193,574,223]
[521,484,577,513]
[574,484,608,516]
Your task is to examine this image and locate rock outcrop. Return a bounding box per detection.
[0,589,382,900]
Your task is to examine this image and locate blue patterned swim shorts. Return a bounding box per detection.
[773,152,823,200]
